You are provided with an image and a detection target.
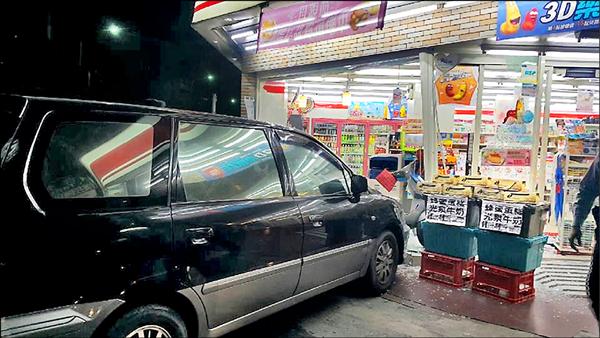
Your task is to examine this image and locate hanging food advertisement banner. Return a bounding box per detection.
[576,89,594,112]
[258,1,386,51]
[496,1,600,41]
[435,66,478,106]
[479,200,525,235]
[482,148,532,166]
[425,195,469,227]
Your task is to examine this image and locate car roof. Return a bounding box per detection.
[17,95,296,131]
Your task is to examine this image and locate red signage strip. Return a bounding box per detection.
[194,1,223,13]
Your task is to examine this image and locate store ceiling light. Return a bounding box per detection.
[484,81,519,88]
[259,39,290,48]
[384,4,437,23]
[489,37,539,43]
[547,36,600,45]
[350,85,404,91]
[294,25,348,41]
[288,89,342,95]
[262,17,315,33]
[405,62,420,66]
[244,44,257,51]
[351,91,391,97]
[245,33,258,42]
[551,92,579,97]
[485,49,539,56]
[444,1,476,8]
[230,30,255,40]
[294,76,347,82]
[483,89,515,94]
[549,98,576,103]
[287,83,346,89]
[579,85,600,91]
[484,70,520,79]
[551,83,576,90]
[546,51,600,60]
[355,68,421,76]
[354,77,420,84]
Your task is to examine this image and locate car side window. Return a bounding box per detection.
[42,117,161,199]
[277,131,349,197]
[177,122,283,202]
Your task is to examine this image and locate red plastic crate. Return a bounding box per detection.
[419,250,475,287]
[472,261,535,303]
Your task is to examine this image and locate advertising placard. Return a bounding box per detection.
[482,148,532,166]
[479,200,525,235]
[425,195,469,227]
[496,1,600,41]
[258,1,386,51]
[435,66,478,106]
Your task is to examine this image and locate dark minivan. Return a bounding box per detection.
[0,96,406,337]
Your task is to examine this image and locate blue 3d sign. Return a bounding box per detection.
[496,1,599,40]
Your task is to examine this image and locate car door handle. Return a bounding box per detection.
[186,227,214,245]
[308,215,324,227]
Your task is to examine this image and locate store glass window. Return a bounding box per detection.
[177,123,282,201]
[278,132,349,196]
[42,119,158,199]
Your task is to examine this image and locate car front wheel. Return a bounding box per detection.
[106,304,187,338]
[363,230,399,295]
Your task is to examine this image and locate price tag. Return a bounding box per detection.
[479,200,525,235]
[425,195,469,227]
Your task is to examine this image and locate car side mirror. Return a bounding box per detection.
[350,175,368,196]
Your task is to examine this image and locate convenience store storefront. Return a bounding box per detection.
[193,0,599,248]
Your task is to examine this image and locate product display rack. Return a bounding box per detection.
[310,118,405,175]
[312,122,338,154]
[554,132,599,254]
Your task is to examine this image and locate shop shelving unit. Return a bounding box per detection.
[310,118,405,175]
[554,132,599,253]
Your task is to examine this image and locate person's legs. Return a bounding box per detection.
[589,239,599,319]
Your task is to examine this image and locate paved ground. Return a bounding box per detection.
[223,283,537,337]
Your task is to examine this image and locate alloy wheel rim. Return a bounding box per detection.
[126,325,172,338]
[375,239,394,283]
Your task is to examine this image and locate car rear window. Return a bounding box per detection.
[42,118,159,199]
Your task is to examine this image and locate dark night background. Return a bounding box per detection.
[0,1,241,116]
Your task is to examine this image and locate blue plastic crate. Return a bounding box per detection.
[475,230,547,272]
[420,221,478,259]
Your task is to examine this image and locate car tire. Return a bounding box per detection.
[363,230,399,295]
[106,304,187,338]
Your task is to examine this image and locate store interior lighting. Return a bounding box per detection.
[484,71,520,79]
[230,30,255,40]
[443,1,476,8]
[546,51,600,61]
[384,4,437,23]
[484,81,519,88]
[354,77,420,84]
[547,36,600,45]
[485,49,539,56]
[355,68,421,76]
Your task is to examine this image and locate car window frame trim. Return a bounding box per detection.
[172,119,288,204]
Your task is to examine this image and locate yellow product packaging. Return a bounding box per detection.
[502,192,539,204]
[433,174,459,185]
[417,182,444,195]
[443,185,473,198]
[492,179,526,192]
[459,176,492,188]
[473,187,505,201]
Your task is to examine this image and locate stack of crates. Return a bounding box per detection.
[418,175,480,288]
[473,202,549,303]
[419,221,478,287]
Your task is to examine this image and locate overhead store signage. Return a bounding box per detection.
[425,195,469,227]
[496,1,600,41]
[479,200,525,235]
[257,1,386,51]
